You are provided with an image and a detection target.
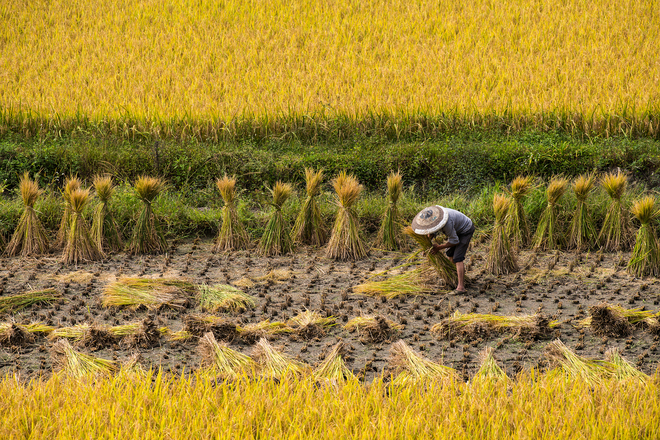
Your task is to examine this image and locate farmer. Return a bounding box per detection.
[411,205,474,293]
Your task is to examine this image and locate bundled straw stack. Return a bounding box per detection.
[5,172,49,257]
[627,196,660,277]
[376,171,403,251]
[404,226,460,289]
[505,175,533,249]
[54,176,82,250]
[598,171,632,252]
[291,168,326,246]
[91,175,123,253]
[214,175,249,252]
[567,173,597,251]
[486,194,518,275]
[127,176,167,255]
[326,171,368,260]
[259,181,293,256]
[533,177,569,250]
[62,188,102,264]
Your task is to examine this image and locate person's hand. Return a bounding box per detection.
[429,243,442,255]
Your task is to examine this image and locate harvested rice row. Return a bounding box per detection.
[432,311,558,340]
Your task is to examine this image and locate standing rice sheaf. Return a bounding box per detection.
[259,181,293,256]
[5,172,50,257]
[91,175,123,253]
[127,176,167,255]
[486,194,518,275]
[627,196,660,277]
[598,171,632,252]
[533,177,569,250]
[376,171,404,251]
[505,175,533,249]
[567,173,597,251]
[292,168,327,247]
[325,171,368,260]
[54,176,82,250]
[62,188,103,264]
[214,175,250,252]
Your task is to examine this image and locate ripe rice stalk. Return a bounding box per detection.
[50,339,118,378]
[533,177,569,250]
[198,284,255,313]
[325,171,368,260]
[403,226,459,289]
[23,322,55,334]
[111,318,160,348]
[183,314,238,341]
[126,176,167,255]
[505,176,533,249]
[605,348,648,383]
[91,175,123,253]
[5,172,49,257]
[252,338,310,379]
[101,277,196,309]
[598,171,632,252]
[376,171,404,251]
[567,173,597,251]
[431,311,558,340]
[238,320,292,344]
[48,324,91,342]
[253,269,293,283]
[473,347,509,383]
[199,332,256,378]
[54,176,82,250]
[628,196,660,277]
[389,340,458,385]
[168,330,194,342]
[0,288,62,314]
[545,339,615,385]
[259,181,293,256]
[352,264,440,298]
[0,323,35,346]
[343,315,403,343]
[291,168,326,246]
[580,304,660,336]
[486,194,518,275]
[62,188,103,264]
[313,342,354,382]
[214,175,249,252]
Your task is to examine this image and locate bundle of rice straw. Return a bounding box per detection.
[252,338,310,379]
[313,342,354,382]
[343,315,403,343]
[0,183,5,251]
[580,304,660,336]
[376,171,404,251]
[533,177,569,250]
[291,168,326,246]
[404,226,460,289]
[110,318,161,348]
[101,277,196,309]
[627,196,660,277]
[199,332,256,379]
[183,314,238,341]
[505,175,533,249]
[287,310,336,339]
[0,323,35,346]
[126,176,167,254]
[0,288,62,314]
[486,194,518,275]
[431,311,557,340]
[214,174,249,252]
[605,348,648,383]
[389,340,458,385]
[352,263,440,298]
[54,176,82,250]
[91,175,123,253]
[545,339,615,385]
[598,171,632,252]
[567,173,597,251]
[62,188,103,264]
[50,339,118,378]
[5,172,49,257]
[238,320,292,344]
[198,284,255,313]
[259,181,293,256]
[473,347,509,383]
[325,171,368,260]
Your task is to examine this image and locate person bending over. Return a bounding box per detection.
[411,205,474,293]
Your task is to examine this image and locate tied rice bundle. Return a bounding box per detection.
[376,171,404,251]
[325,171,368,260]
[126,176,167,254]
[292,168,327,246]
[486,194,518,275]
[5,172,49,257]
[214,175,250,252]
[533,177,569,250]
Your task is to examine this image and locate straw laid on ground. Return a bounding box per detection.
[545,339,616,385]
[214,175,249,252]
[567,173,597,251]
[198,284,255,313]
[376,171,403,251]
[5,172,49,257]
[432,311,557,340]
[238,320,292,344]
[352,263,440,298]
[199,332,256,379]
[101,278,196,309]
[473,347,509,383]
[580,304,660,336]
[126,176,167,255]
[252,338,310,379]
[505,176,533,249]
[0,289,62,314]
[259,181,293,256]
[91,175,123,253]
[598,171,632,252]
[62,188,103,264]
[54,176,82,250]
[627,196,660,277]
[403,226,460,289]
[291,168,326,246]
[389,340,459,385]
[486,194,518,275]
[313,342,354,382]
[533,177,569,250]
[605,348,648,383]
[50,339,118,378]
[109,318,161,348]
[287,310,336,339]
[325,171,368,260]
[344,315,403,343]
[0,323,35,346]
[183,314,238,341]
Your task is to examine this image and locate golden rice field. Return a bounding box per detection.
[1,0,659,139]
[1,373,659,439]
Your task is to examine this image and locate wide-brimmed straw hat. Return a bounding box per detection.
[411,205,447,235]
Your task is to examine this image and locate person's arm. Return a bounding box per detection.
[430,219,459,254]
